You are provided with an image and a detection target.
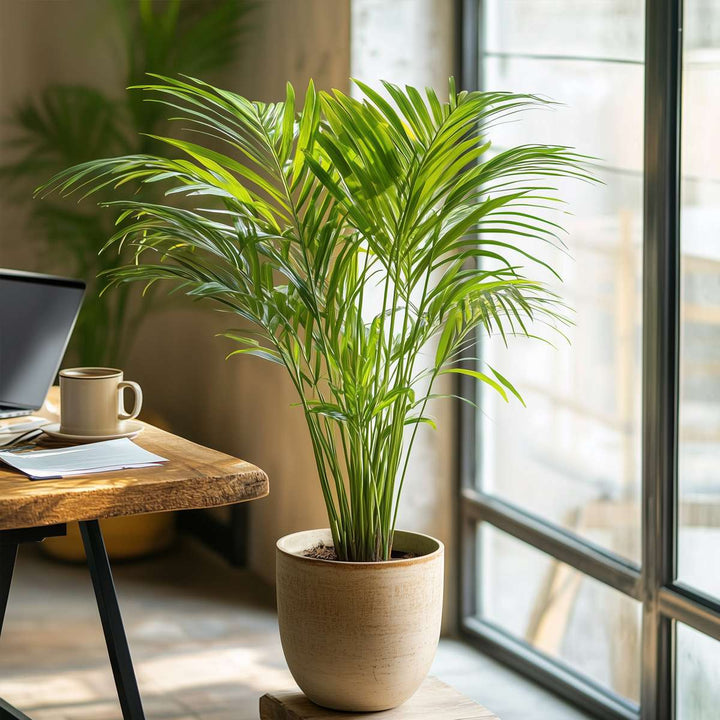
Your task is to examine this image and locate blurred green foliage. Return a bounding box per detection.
[1,0,253,365]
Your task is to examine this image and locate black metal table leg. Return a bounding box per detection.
[79,520,146,720]
[0,548,30,719]
[0,543,18,636]
[1,526,65,719]
[0,550,26,720]
[0,697,32,720]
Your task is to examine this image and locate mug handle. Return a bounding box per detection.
[118,381,143,421]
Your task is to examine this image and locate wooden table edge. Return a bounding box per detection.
[0,422,269,531]
[0,470,269,531]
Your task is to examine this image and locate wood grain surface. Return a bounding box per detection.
[259,676,499,719]
[0,423,268,530]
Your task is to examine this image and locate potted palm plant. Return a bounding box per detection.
[41,76,590,710]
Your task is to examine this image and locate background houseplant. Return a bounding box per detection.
[2,0,252,367]
[42,75,591,705]
[2,0,252,561]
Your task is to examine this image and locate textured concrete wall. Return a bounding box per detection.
[351,0,456,94]
[350,0,458,631]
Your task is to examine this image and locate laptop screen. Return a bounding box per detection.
[0,271,85,411]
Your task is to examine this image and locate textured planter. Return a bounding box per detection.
[276,528,444,712]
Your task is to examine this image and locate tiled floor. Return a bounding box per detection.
[0,538,590,719]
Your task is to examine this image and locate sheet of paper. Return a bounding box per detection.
[0,437,168,480]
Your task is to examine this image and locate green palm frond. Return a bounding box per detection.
[0,86,129,192]
[39,76,595,561]
[114,0,255,142]
[116,0,253,79]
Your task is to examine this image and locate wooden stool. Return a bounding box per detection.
[259,676,499,719]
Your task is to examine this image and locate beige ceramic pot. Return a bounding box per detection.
[276,528,443,712]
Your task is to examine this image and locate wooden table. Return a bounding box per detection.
[0,423,269,720]
[259,677,499,719]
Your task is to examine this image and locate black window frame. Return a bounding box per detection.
[456,1,720,718]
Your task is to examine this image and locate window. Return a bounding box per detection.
[458,1,720,719]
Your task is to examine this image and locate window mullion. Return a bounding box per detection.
[641,0,683,717]
[463,489,642,599]
[659,586,720,644]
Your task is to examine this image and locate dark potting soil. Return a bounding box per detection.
[304,542,338,560]
[303,542,417,561]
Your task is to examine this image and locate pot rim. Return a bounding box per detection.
[276,528,444,568]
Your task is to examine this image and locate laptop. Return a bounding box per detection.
[0,269,85,418]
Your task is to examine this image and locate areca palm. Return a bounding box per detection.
[40,76,592,561]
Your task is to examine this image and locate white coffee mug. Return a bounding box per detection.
[59,367,143,436]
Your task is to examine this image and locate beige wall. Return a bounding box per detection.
[1,0,458,630]
[0,0,123,272]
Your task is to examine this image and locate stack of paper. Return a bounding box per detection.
[0,438,168,480]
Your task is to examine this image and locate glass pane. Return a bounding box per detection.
[478,174,643,563]
[477,524,641,703]
[484,57,644,173]
[677,0,720,597]
[479,167,642,561]
[478,11,645,563]
[483,0,645,62]
[677,623,720,719]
